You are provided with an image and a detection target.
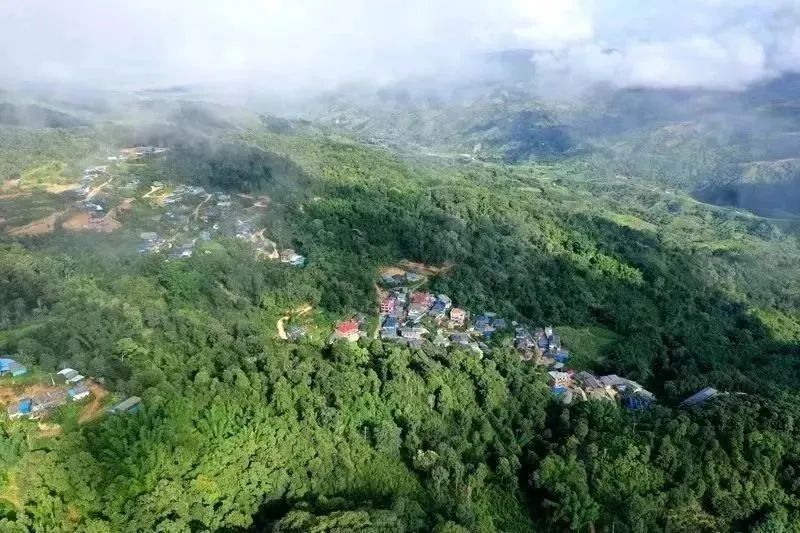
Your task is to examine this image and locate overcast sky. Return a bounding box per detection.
[0,0,798,91]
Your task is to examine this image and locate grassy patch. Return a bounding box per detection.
[21,162,72,186]
[558,325,623,370]
[609,213,657,232]
[751,309,800,344]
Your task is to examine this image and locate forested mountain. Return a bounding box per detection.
[0,83,798,532]
[304,72,800,217]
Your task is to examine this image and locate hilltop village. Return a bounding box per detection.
[325,267,660,410]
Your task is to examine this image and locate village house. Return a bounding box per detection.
[450,332,472,345]
[680,387,718,407]
[110,396,142,414]
[68,384,91,401]
[8,398,33,420]
[380,296,396,314]
[27,390,69,419]
[620,388,656,410]
[381,316,399,339]
[84,165,108,175]
[410,291,435,307]
[399,326,426,340]
[428,299,448,319]
[548,371,571,392]
[405,272,423,283]
[473,314,496,337]
[0,358,27,377]
[449,308,466,328]
[287,325,306,342]
[574,371,602,390]
[333,320,361,342]
[279,249,306,267]
[57,368,84,385]
[554,349,570,363]
[406,303,428,322]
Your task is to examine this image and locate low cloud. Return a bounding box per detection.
[0,0,798,92]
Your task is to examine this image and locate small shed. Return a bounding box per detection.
[68,384,91,401]
[110,396,142,414]
[680,387,718,407]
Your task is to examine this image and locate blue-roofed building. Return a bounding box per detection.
[429,300,447,318]
[473,315,496,337]
[381,316,399,339]
[8,398,33,419]
[554,350,570,363]
[680,387,718,407]
[621,389,655,410]
[474,315,491,328]
[0,358,27,377]
[492,318,507,330]
[537,337,549,350]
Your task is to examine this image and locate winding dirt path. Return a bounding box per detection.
[142,185,163,198]
[193,194,213,220]
[86,178,112,200]
[78,382,108,424]
[276,305,313,340]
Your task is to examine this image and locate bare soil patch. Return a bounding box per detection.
[117,198,134,212]
[78,382,108,424]
[379,266,407,277]
[7,212,60,236]
[399,260,455,276]
[45,183,80,194]
[62,212,121,233]
[0,383,62,406]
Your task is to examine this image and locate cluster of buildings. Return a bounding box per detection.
[72,166,115,230]
[6,367,92,420]
[3,361,144,420]
[378,284,463,348]
[235,220,305,266]
[548,370,656,409]
[514,326,570,367]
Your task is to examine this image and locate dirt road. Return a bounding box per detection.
[78,382,108,424]
[86,178,112,200]
[276,305,313,340]
[276,316,290,340]
[193,194,213,220]
[142,185,163,198]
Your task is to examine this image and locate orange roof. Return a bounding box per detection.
[336,321,359,334]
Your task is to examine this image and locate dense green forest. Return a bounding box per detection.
[0,91,799,532]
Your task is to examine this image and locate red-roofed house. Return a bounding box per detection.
[410,292,434,306]
[334,320,361,342]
